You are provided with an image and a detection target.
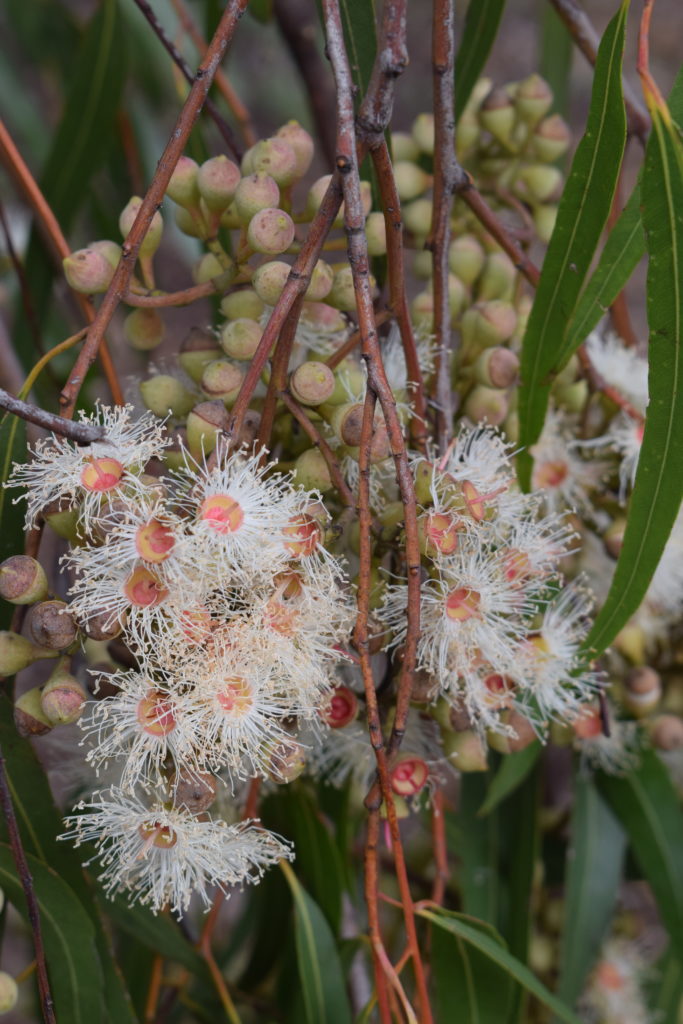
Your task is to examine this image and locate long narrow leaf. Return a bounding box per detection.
[454,0,506,121]
[517,0,629,488]
[431,916,514,1023]
[478,743,541,817]
[459,773,500,922]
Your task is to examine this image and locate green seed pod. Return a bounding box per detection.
[27,600,78,651]
[220,288,265,321]
[234,172,280,224]
[166,155,200,207]
[240,143,256,175]
[250,137,298,187]
[0,972,18,1013]
[0,631,56,675]
[442,729,488,771]
[448,234,486,286]
[40,659,87,725]
[119,197,163,258]
[533,204,558,243]
[614,622,646,664]
[140,375,195,418]
[275,120,314,178]
[0,556,48,605]
[300,301,348,340]
[391,131,420,162]
[201,360,245,407]
[479,87,516,146]
[304,260,334,301]
[197,155,241,212]
[532,114,571,163]
[463,385,509,426]
[473,347,519,389]
[220,318,262,361]
[220,202,242,229]
[252,260,291,306]
[186,400,229,457]
[247,207,295,256]
[477,250,516,302]
[14,686,53,736]
[393,161,430,201]
[413,459,435,505]
[192,252,235,290]
[411,112,435,155]
[63,248,115,294]
[403,198,434,237]
[461,301,518,350]
[517,164,563,203]
[515,73,553,124]
[123,308,165,352]
[293,449,333,492]
[456,110,480,157]
[179,327,222,383]
[426,272,466,320]
[553,353,580,389]
[290,361,336,406]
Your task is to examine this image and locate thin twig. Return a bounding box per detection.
[257,292,306,453]
[0,388,105,443]
[278,390,355,506]
[144,953,165,1024]
[325,311,391,370]
[0,743,56,1023]
[124,280,218,307]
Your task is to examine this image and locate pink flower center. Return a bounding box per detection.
[322,686,358,728]
[504,548,532,583]
[595,961,625,991]
[264,573,304,635]
[572,706,603,739]
[217,677,252,717]
[536,459,568,489]
[123,567,169,608]
[484,673,514,707]
[138,822,177,850]
[80,457,124,492]
[445,588,481,622]
[135,519,175,562]
[178,606,213,644]
[136,690,176,736]
[390,756,429,797]
[199,494,244,534]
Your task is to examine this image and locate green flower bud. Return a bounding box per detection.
[201,360,245,407]
[192,252,235,290]
[250,137,298,187]
[411,112,435,155]
[293,449,333,492]
[413,459,435,505]
[220,202,242,229]
[306,174,342,223]
[448,234,486,286]
[403,198,434,237]
[276,120,314,178]
[240,144,256,175]
[479,87,516,146]
[461,301,517,349]
[503,410,519,442]
[394,161,430,201]
[473,346,519,388]
[391,131,420,162]
[0,972,18,1013]
[290,361,336,406]
[517,164,563,203]
[532,114,571,163]
[179,327,222,383]
[123,308,165,351]
[166,155,200,207]
[63,248,115,294]
[220,288,265,321]
[533,204,558,243]
[477,250,516,302]
[330,404,390,464]
[365,212,387,256]
[553,353,580,389]
[90,239,122,270]
[411,290,434,329]
[42,499,81,543]
[197,155,241,212]
[186,400,229,456]
[220,317,262,361]
[140,375,195,418]
[614,623,646,664]
[40,659,87,725]
[456,110,480,157]
[247,207,295,256]
[252,260,291,306]
[234,172,280,224]
[27,600,78,650]
[327,265,359,312]
[515,73,553,124]
[555,379,588,414]
[0,556,48,605]
[442,729,488,771]
[119,197,163,258]
[0,631,56,675]
[463,384,509,426]
[305,260,334,301]
[300,301,347,339]
[174,204,207,239]
[428,272,466,320]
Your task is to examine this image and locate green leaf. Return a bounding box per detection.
[478,743,542,817]
[454,0,506,121]
[459,773,500,922]
[101,894,209,977]
[281,862,352,1024]
[582,99,683,656]
[498,766,540,979]
[540,5,572,118]
[418,908,583,1024]
[646,949,683,1024]
[597,749,683,957]
[431,916,514,1023]
[0,415,26,630]
[338,0,377,98]
[556,774,626,1008]
[517,0,629,488]
[0,845,104,1023]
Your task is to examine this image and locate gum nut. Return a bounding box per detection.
[393,161,430,201]
[517,164,563,203]
[412,250,433,279]
[220,202,241,229]
[171,769,218,812]
[365,212,387,256]
[478,250,516,301]
[220,288,265,321]
[252,260,291,306]
[63,248,114,294]
[479,86,515,144]
[327,266,357,312]
[192,252,235,290]
[82,609,125,642]
[448,234,486,285]
[89,239,122,270]
[300,301,347,335]
[246,207,295,256]
[201,360,245,406]
[276,120,314,178]
[441,729,488,771]
[290,361,336,406]
[179,326,222,382]
[391,131,420,162]
[140,375,195,418]
[166,155,200,206]
[293,449,333,491]
[240,143,256,175]
[27,600,78,650]
[515,73,553,123]
[250,137,298,187]
[649,715,683,751]
[306,174,344,224]
[411,112,435,154]
[461,301,517,348]
[197,155,241,211]
[473,347,520,389]
[234,172,280,224]
[0,631,52,675]
[14,686,53,737]
[0,555,48,605]
[119,196,162,257]
[220,318,262,361]
[123,307,165,351]
[40,665,87,725]
[174,204,205,239]
[0,972,17,1013]
[403,198,433,237]
[533,204,558,243]
[305,260,334,301]
[532,114,571,162]
[186,400,229,456]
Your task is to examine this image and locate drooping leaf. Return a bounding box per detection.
[582,93,683,656]
[459,773,500,922]
[0,845,104,1024]
[431,915,514,1023]
[478,743,542,817]
[557,773,626,1008]
[454,0,506,121]
[597,749,683,957]
[418,908,583,1024]
[517,0,629,488]
[281,862,352,1024]
[101,894,209,977]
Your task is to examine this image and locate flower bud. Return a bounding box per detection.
[201,360,245,407]
[623,666,661,718]
[247,207,295,256]
[533,204,558,243]
[391,131,420,161]
[140,375,195,418]
[0,556,48,605]
[123,308,165,351]
[186,400,229,456]
[394,161,430,201]
[63,248,115,294]
[252,260,291,306]
[90,239,122,270]
[234,170,281,223]
[323,356,365,406]
[179,326,222,382]
[27,600,78,650]
[82,609,125,642]
[264,736,307,783]
[171,769,218,812]
[365,212,387,256]
[293,449,333,492]
[442,729,488,771]
[328,264,374,312]
[14,686,53,736]
[174,204,207,239]
[290,361,336,406]
[390,754,429,797]
[192,252,235,290]
[448,234,485,286]
[42,499,82,543]
[456,110,480,156]
[473,347,519,389]
[166,155,200,206]
[479,87,516,145]
[119,197,163,258]
[461,301,517,349]
[251,137,298,186]
[555,379,588,414]
[463,385,509,426]
[0,631,57,675]
[532,114,571,163]
[321,685,358,728]
[403,198,433,237]
[197,155,241,212]
[306,174,343,223]
[40,660,87,725]
[305,260,334,301]
[515,73,553,124]
[329,403,370,447]
[411,112,435,155]
[220,288,265,321]
[276,120,314,178]
[648,714,683,751]
[614,623,646,664]
[0,972,18,1014]
[162,428,188,472]
[413,459,435,505]
[478,251,516,302]
[220,318,262,361]
[517,164,563,203]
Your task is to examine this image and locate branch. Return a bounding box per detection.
[0,388,105,443]
[278,390,356,506]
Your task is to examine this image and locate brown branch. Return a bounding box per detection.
[0,743,56,1023]
[278,390,355,506]
[60,0,250,417]
[144,953,165,1024]
[131,0,244,158]
[325,312,391,370]
[364,812,393,1023]
[0,388,105,443]
[430,788,449,905]
[257,292,305,452]
[124,280,218,307]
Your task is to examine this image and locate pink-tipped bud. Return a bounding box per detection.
[14,686,53,737]
[40,660,87,725]
[442,728,488,770]
[290,361,336,406]
[27,600,78,651]
[321,685,358,728]
[251,137,298,187]
[623,666,662,718]
[186,400,229,456]
[123,307,165,351]
[90,239,122,270]
[252,260,291,306]
[167,155,200,207]
[220,318,262,361]
[119,197,163,258]
[473,347,519,389]
[201,360,245,407]
[448,234,485,286]
[305,260,334,301]
[293,449,333,492]
[479,87,516,145]
[140,375,195,418]
[649,714,683,751]
[411,112,435,155]
[247,207,295,256]
[461,301,518,349]
[300,302,348,341]
[515,73,553,124]
[463,385,509,426]
[276,120,314,178]
[220,288,265,321]
[171,769,218,812]
[532,115,571,163]
[365,212,387,256]
[234,172,280,224]
[197,155,241,212]
[394,161,430,201]
[403,198,434,238]
[390,755,429,797]
[63,248,115,294]
[179,326,222,383]
[0,556,48,605]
